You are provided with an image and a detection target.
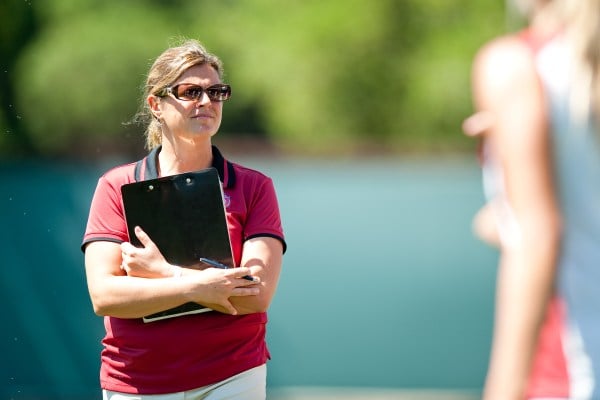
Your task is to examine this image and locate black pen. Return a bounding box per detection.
[198,258,256,282]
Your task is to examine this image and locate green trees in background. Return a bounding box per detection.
[1,0,505,159]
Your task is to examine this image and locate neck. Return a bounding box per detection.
[158,136,213,177]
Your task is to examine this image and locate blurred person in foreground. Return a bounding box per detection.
[81,39,286,399]
[465,0,600,398]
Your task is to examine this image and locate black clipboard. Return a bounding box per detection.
[120,167,233,322]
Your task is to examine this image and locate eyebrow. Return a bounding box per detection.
[174,82,221,87]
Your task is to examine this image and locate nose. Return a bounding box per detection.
[195,91,211,107]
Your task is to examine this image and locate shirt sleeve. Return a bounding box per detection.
[243,177,286,253]
[81,174,129,251]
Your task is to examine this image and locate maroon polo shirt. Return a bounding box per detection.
[82,146,285,394]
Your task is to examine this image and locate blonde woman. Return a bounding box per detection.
[467,1,600,398]
[82,39,285,399]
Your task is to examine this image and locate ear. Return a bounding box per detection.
[147,95,162,120]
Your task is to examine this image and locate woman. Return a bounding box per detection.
[82,39,286,399]
[468,1,600,399]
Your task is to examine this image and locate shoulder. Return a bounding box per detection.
[98,161,137,186]
[471,31,544,116]
[227,161,279,206]
[231,161,274,186]
[473,33,537,91]
[474,32,533,67]
[90,162,138,200]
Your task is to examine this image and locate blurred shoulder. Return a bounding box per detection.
[472,32,538,96]
[472,34,539,102]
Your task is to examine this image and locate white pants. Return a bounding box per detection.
[103,364,266,400]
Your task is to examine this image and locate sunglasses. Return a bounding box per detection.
[158,83,231,102]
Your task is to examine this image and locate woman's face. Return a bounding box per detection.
[150,63,224,142]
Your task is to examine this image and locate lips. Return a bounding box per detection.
[192,113,212,119]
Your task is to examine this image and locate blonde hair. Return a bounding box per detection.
[135,39,224,150]
[510,0,600,121]
[561,0,600,121]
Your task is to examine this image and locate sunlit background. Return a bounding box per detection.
[1,1,515,399]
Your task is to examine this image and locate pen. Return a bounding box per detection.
[198,258,256,282]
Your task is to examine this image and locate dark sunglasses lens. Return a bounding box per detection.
[176,86,204,101]
[206,85,231,101]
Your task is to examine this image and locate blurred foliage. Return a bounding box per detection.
[0,0,37,156]
[1,0,506,159]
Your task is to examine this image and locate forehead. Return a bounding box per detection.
[176,64,220,85]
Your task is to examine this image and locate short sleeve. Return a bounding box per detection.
[81,175,129,251]
[244,177,286,253]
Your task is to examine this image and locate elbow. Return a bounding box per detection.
[253,298,271,313]
[254,289,278,313]
[90,298,110,317]
[234,294,273,315]
[545,214,563,248]
[92,305,107,317]
[512,215,563,267]
[88,291,114,317]
[246,297,272,314]
[91,300,127,318]
[518,212,563,249]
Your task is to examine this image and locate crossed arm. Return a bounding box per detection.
[84,227,283,318]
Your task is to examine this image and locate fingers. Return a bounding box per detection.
[231,267,259,283]
[214,285,258,315]
[462,111,495,137]
[134,226,154,248]
[234,274,260,284]
[120,241,135,254]
[120,227,153,252]
[231,287,260,297]
[222,301,238,315]
[120,233,145,260]
[120,242,133,272]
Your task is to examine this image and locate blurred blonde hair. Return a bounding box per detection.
[135,39,224,150]
[561,0,600,122]
[511,0,600,121]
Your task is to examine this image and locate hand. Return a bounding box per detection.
[190,267,260,315]
[120,226,173,278]
[462,111,495,138]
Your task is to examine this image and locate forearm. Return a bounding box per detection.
[484,229,560,399]
[228,264,279,314]
[229,237,283,315]
[89,274,198,318]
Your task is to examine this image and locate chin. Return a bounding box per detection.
[188,130,218,141]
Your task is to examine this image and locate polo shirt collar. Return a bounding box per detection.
[144,145,236,188]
